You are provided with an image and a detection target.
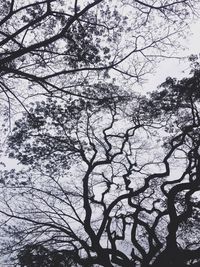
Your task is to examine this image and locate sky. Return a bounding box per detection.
[143,20,200,92]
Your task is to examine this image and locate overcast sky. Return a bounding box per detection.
[143,20,200,92]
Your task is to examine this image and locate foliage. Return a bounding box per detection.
[0,0,199,112]
[0,0,200,266]
[0,63,200,266]
[18,244,78,267]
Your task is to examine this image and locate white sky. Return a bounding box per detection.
[143,20,200,91]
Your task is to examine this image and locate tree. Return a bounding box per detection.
[0,0,199,112]
[0,60,200,266]
[0,0,199,153]
[17,244,78,267]
[1,0,200,266]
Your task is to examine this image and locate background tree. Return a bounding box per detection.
[0,60,200,266]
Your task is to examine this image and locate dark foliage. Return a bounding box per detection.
[18,244,78,267]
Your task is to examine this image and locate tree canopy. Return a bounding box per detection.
[0,60,200,266]
[0,1,200,267]
[0,0,199,110]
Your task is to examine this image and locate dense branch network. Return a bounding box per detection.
[0,65,200,266]
[0,0,199,109]
[0,1,200,267]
